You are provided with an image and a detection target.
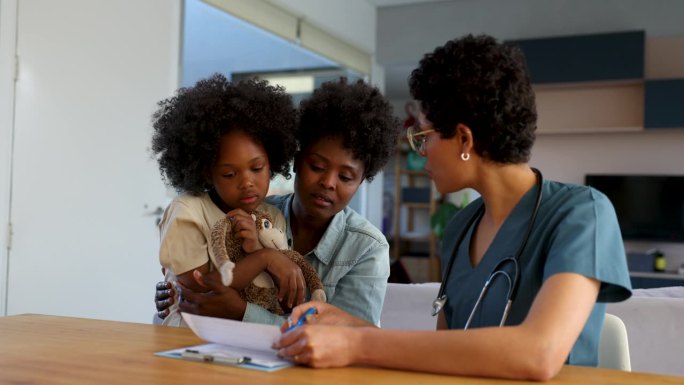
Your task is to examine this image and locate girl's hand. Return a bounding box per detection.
[227,209,262,253]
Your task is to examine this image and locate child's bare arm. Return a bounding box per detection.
[234,249,307,307]
[176,262,211,293]
[226,249,295,289]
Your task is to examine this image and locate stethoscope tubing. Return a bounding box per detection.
[432,168,544,327]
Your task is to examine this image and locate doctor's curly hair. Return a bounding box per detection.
[151,73,298,194]
[298,78,400,182]
[409,34,537,164]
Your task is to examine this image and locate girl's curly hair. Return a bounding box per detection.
[298,78,400,181]
[151,74,298,194]
[409,34,537,164]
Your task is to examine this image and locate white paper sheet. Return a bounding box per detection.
[181,313,281,351]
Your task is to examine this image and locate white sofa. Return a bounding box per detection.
[380,282,440,331]
[607,286,684,376]
[381,283,684,377]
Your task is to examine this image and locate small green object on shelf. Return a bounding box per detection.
[653,250,666,272]
[406,151,426,171]
[431,201,458,239]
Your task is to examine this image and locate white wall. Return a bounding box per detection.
[2,0,180,322]
[377,0,684,269]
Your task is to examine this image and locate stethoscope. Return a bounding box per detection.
[431,168,543,330]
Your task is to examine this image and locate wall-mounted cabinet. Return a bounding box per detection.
[511,30,645,84]
[509,31,684,134]
[645,79,684,129]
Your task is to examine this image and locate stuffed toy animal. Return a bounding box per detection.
[210,210,327,315]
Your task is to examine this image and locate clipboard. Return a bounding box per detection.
[156,343,292,372]
[155,313,293,372]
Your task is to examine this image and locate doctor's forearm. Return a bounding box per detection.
[353,326,559,380]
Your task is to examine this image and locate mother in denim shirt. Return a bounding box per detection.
[155,78,400,326]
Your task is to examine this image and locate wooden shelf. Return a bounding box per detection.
[535,81,644,134]
[392,135,441,282]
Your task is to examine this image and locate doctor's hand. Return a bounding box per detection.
[273,323,364,368]
[177,270,247,320]
[281,302,374,331]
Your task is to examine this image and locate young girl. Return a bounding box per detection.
[151,74,300,327]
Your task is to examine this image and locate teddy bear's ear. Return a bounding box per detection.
[251,213,257,221]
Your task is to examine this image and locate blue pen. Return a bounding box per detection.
[286,307,317,332]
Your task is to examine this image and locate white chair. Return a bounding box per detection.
[380,283,440,330]
[598,313,631,371]
[607,289,684,376]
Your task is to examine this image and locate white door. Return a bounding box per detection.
[6,0,180,323]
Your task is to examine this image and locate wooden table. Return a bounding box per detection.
[1,314,683,385]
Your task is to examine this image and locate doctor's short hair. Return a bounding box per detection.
[151,73,298,194]
[409,34,537,164]
[297,78,400,182]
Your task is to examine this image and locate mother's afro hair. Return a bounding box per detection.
[298,78,400,181]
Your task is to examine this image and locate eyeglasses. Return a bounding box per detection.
[406,126,435,154]
[406,125,435,153]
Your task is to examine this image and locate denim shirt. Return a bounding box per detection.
[242,193,390,326]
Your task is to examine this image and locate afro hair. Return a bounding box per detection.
[151,73,298,194]
[409,34,537,164]
[298,78,400,182]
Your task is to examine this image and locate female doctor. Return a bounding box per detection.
[273,34,632,381]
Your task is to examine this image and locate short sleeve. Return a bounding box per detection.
[543,188,632,302]
[159,200,210,275]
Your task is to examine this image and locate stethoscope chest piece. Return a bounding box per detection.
[432,294,447,316]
